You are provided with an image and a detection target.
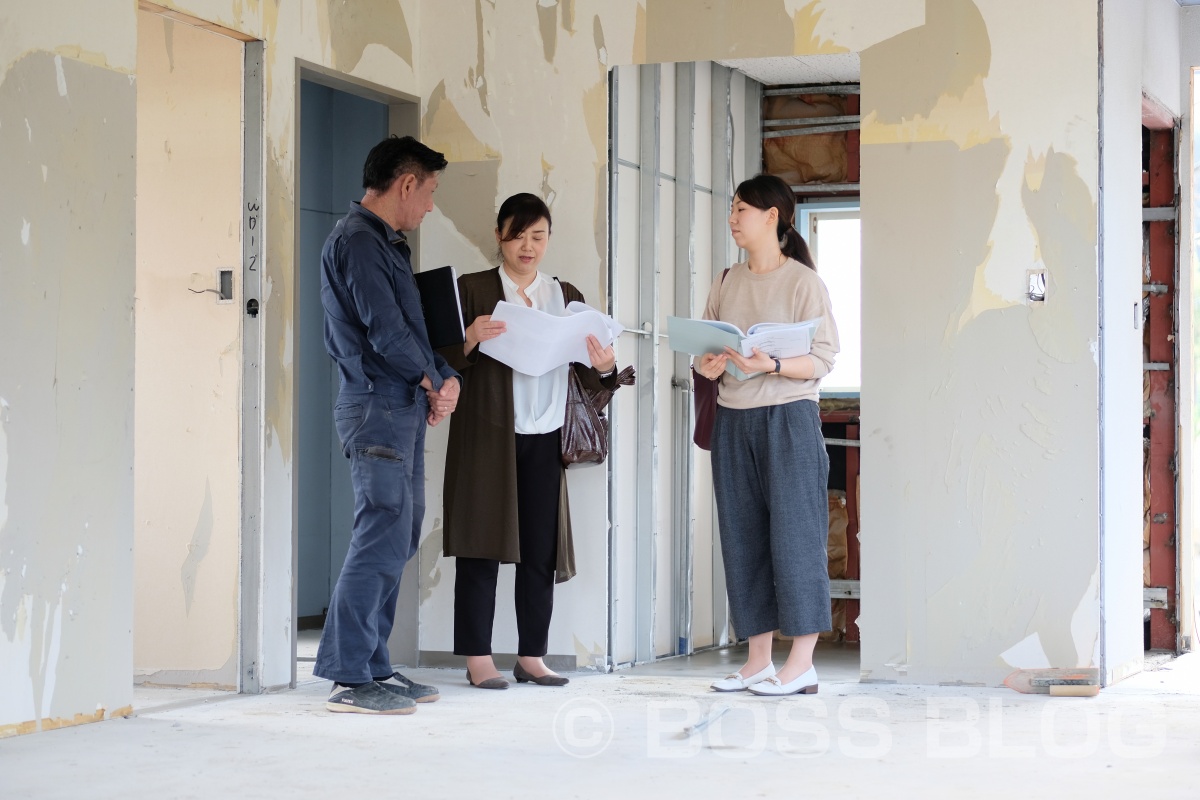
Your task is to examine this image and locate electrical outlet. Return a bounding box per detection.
[1026,270,1046,303]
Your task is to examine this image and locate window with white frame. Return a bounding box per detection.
[798,204,861,394]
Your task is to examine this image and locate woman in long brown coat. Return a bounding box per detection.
[439,193,619,689]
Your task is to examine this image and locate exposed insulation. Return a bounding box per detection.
[822,491,849,641]
[762,94,848,184]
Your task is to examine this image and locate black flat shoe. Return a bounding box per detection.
[466,669,509,690]
[513,661,569,686]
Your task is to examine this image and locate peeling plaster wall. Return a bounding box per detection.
[416,0,635,664]
[0,3,136,735]
[153,0,424,689]
[3,1,428,730]
[1143,0,1182,117]
[415,0,1115,684]
[856,0,1104,686]
[0,0,1156,731]
[133,12,243,688]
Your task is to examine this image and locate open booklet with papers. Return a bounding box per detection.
[667,316,821,380]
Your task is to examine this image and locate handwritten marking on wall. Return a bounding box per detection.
[246,201,259,272]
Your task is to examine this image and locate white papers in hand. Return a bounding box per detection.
[480,300,623,376]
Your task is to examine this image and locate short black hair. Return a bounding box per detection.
[496,192,552,240]
[362,135,448,192]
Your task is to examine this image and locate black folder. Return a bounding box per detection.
[414,265,466,349]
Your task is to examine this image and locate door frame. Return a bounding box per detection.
[277,62,421,688]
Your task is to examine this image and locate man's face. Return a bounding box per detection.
[392,172,440,232]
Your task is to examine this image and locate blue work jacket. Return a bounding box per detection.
[320,202,459,396]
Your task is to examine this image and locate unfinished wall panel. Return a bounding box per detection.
[2,0,1174,739]
[0,48,136,733]
[133,11,244,689]
[415,0,639,669]
[859,0,1106,686]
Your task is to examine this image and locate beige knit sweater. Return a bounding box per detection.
[700,258,840,409]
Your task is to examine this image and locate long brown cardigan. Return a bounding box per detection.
[439,267,618,583]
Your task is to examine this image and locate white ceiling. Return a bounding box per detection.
[717,53,860,87]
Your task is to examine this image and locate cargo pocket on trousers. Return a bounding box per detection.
[333,404,365,458]
[356,444,408,515]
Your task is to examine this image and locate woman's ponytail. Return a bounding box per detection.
[777,225,816,272]
[780,224,815,270]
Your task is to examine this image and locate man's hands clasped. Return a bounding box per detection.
[421,374,461,426]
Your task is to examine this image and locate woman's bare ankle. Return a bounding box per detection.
[739,661,773,677]
[466,655,500,680]
[517,656,555,677]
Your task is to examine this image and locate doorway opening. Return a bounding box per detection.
[132,4,257,699]
[293,70,419,682]
[606,55,864,670]
[1141,118,1181,656]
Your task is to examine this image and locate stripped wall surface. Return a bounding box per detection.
[142,0,425,692]
[0,0,424,732]
[133,11,244,689]
[860,0,1107,686]
[0,0,1174,737]
[415,0,639,667]
[414,0,1121,686]
[0,1,138,734]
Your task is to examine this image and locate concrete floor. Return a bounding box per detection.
[7,645,1200,799]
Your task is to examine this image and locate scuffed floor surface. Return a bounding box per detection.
[3,652,1200,799]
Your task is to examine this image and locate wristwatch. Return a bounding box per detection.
[772,358,782,375]
[599,365,618,378]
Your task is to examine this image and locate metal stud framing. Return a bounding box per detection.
[1145,128,1179,651]
[239,39,265,694]
[634,64,662,664]
[709,64,734,646]
[672,62,697,656]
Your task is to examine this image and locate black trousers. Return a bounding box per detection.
[454,430,561,657]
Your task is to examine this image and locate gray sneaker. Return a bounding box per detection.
[326,682,416,715]
[376,672,440,703]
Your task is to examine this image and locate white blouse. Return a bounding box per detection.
[498,267,570,435]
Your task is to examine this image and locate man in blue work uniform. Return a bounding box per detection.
[314,136,461,715]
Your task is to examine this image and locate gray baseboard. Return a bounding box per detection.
[418,651,578,673]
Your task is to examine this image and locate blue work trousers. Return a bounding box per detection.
[314,388,428,684]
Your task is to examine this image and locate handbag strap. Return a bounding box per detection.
[714,266,730,316]
[692,268,732,387]
[584,364,636,412]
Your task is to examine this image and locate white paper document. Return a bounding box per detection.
[480,300,623,376]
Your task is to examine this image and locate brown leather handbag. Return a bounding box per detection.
[692,268,729,451]
[692,368,719,450]
[561,364,636,467]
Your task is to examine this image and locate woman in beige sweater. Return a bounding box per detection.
[696,174,840,697]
